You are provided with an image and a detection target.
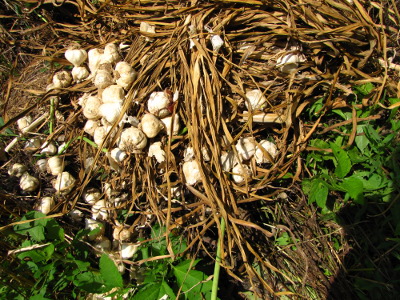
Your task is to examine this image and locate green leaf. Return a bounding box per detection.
[173,262,212,294]
[161,280,176,299]
[330,143,351,178]
[341,177,364,204]
[354,83,374,96]
[73,271,106,293]
[308,179,329,209]
[132,283,161,300]
[100,254,123,288]
[363,124,381,145]
[355,125,369,153]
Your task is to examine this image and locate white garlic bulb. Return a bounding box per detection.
[52,70,72,89]
[161,114,180,136]
[69,209,84,222]
[71,66,89,82]
[115,61,136,90]
[182,160,201,186]
[84,119,99,136]
[113,225,132,241]
[93,125,115,146]
[36,159,48,172]
[20,173,40,192]
[139,113,164,138]
[94,69,113,89]
[118,127,147,152]
[254,140,278,164]
[94,236,111,252]
[220,151,238,172]
[102,85,125,104]
[121,243,139,259]
[211,35,224,52]
[232,164,252,184]
[140,22,155,42]
[99,102,123,124]
[8,163,27,177]
[25,137,42,151]
[147,91,170,118]
[65,49,87,67]
[235,137,256,161]
[183,147,195,162]
[17,115,32,133]
[40,141,57,156]
[47,156,65,175]
[245,89,267,110]
[85,218,105,241]
[82,96,102,120]
[88,48,104,74]
[148,141,166,163]
[110,148,127,163]
[276,52,306,73]
[101,43,121,65]
[37,197,55,215]
[53,171,76,194]
[83,188,102,205]
[92,199,109,220]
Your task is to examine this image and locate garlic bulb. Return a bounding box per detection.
[119,127,147,152]
[115,61,136,90]
[93,125,115,146]
[84,119,99,136]
[94,236,111,252]
[113,225,132,241]
[88,48,104,74]
[148,141,166,163]
[110,148,127,163]
[47,156,65,175]
[232,164,251,184]
[245,89,267,111]
[40,141,57,156]
[52,70,72,89]
[276,52,306,73]
[36,159,48,172]
[139,113,164,138]
[121,243,139,259]
[37,197,55,215]
[92,199,109,220]
[20,173,40,192]
[85,218,105,241]
[69,209,84,222]
[8,163,27,177]
[102,85,125,104]
[71,66,89,82]
[65,49,87,67]
[220,151,238,172]
[161,114,180,136]
[82,96,102,120]
[254,140,278,164]
[183,160,201,185]
[83,188,102,205]
[140,22,155,42]
[94,69,113,89]
[235,137,256,161]
[147,91,170,118]
[53,171,76,194]
[211,35,224,52]
[25,137,42,151]
[17,115,32,133]
[99,102,123,124]
[183,147,195,162]
[101,43,121,65]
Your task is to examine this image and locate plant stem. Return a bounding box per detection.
[211,216,225,300]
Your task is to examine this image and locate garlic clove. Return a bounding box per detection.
[211,35,224,52]
[245,89,267,111]
[82,96,102,120]
[69,209,84,222]
[71,66,89,82]
[17,115,32,133]
[25,137,43,151]
[121,243,139,259]
[113,225,132,241]
[147,91,170,118]
[94,69,113,89]
[232,163,252,184]
[8,163,28,177]
[88,48,104,74]
[139,113,164,138]
[20,172,40,192]
[84,119,99,136]
[52,70,72,89]
[36,159,48,173]
[115,61,136,90]
[47,156,65,175]
[94,236,111,252]
[220,151,239,172]
[37,196,55,215]
[85,218,105,241]
[148,141,166,163]
[254,140,278,164]
[161,114,180,136]
[276,52,306,73]
[83,188,102,205]
[65,49,87,67]
[93,125,115,146]
[110,148,127,163]
[118,127,147,152]
[92,199,109,221]
[40,141,57,156]
[99,102,123,124]
[140,22,156,42]
[101,43,121,65]
[53,171,76,194]
[235,137,256,161]
[182,160,201,186]
[183,147,195,162]
[102,85,125,104]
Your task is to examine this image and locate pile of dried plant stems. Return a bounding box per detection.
[1,0,399,297]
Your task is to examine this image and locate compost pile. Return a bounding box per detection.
[1,0,399,298]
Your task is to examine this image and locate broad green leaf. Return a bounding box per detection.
[308,179,329,208]
[173,263,212,294]
[161,280,176,299]
[330,143,351,178]
[355,125,369,154]
[341,177,364,204]
[132,283,161,300]
[363,124,381,145]
[100,254,123,288]
[354,82,374,96]
[73,271,106,293]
